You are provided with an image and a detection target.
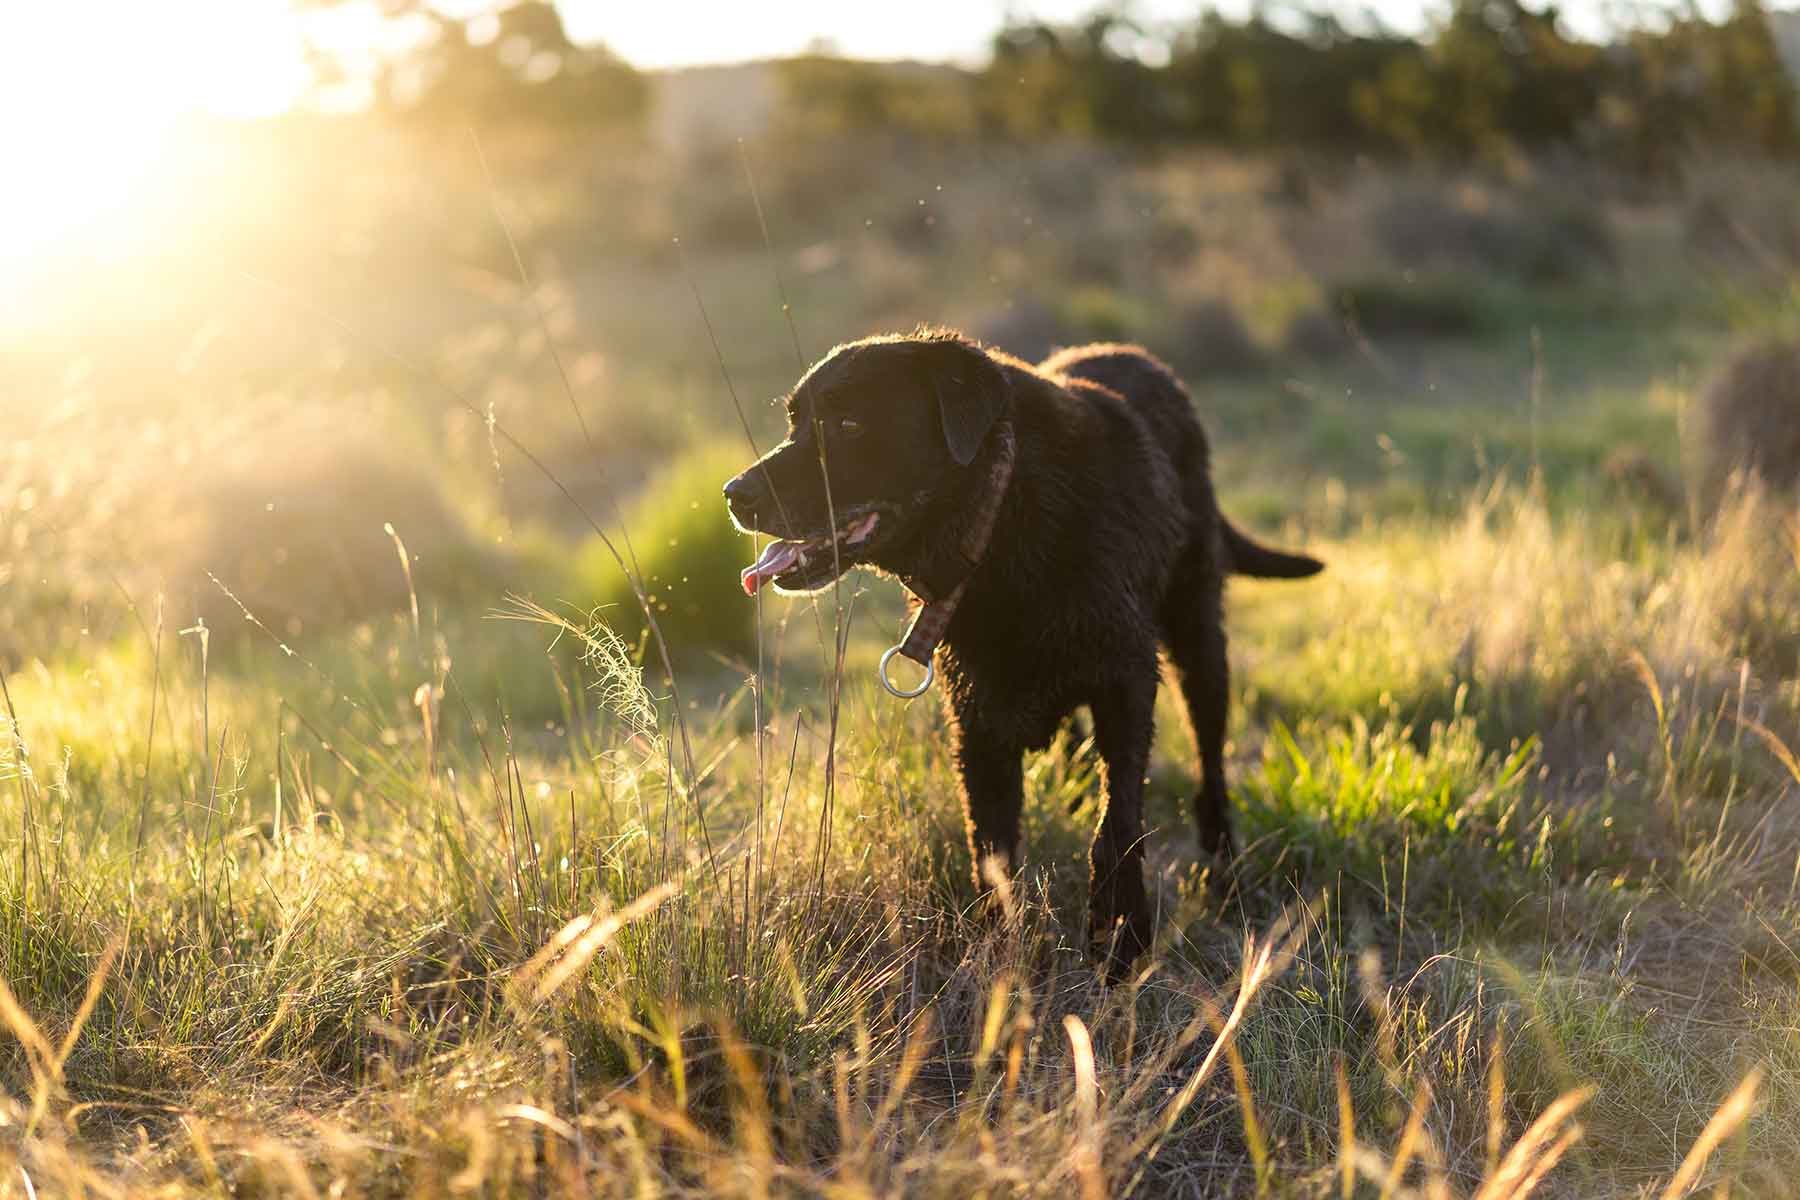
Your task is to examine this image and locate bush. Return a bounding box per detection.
[970,299,1076,363]
[1265,157,1315,207]
[1494,194,1617,283]
[1145,214,1201,265]
[1367,182,1494,265]
[162,421,492,639]
[1283,306,1354,360]
[1367,182,1615,284]
[1171,298,1265,375]
[570,442,758,662]
[1601,447,1684,517]
[1329,273,1487,340]
[1060,285,1152,344]
[1695,338,1800,502]
[1056,224,1131,286]
[1683,167,1800,270]
[979,294,1257,373]
[974,289,1155,363]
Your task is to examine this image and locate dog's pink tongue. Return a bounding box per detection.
[741,540,802,595]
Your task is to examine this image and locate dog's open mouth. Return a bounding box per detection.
[741,510,881,596]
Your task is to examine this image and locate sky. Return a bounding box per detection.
[12,1,1765,121]
[562,0,1679,67]
[573,0,1272,68]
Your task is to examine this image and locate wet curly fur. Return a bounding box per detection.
[723,330,1322,976]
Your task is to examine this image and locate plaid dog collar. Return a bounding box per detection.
[879,421,1016,698]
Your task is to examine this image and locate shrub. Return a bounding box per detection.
[1683,171,1800,270]
[1494,193,1617,283]
[1056,224,1131,286]
[570,442,758,662]
[1329,273,1486,340]
[1060,285,1150,343]
[1367,181,1615,284]
[1367,182,1494,265]
[1145,214,1201,265]
[970,299,1076,363]
[980,293,1255,373]
[974,288,1156,363]
[1695,338,1800,502]
[1265,157,1315,207]
[1171,298,1264,375]
[161,421,492,639]
[1601,446,1684,517]
[1282,305,1354,360]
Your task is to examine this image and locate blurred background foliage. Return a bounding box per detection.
[285,0,1800,164]
[781,0,1798,162]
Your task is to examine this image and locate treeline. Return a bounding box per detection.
[775,0,1799,169]
[320,1,648,127]
[317,0,1796,169]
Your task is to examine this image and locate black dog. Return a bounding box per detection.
[723,330,1321,973]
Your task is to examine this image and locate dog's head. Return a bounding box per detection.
[723,332,1011,596]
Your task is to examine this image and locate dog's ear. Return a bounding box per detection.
[925,339,1010,467]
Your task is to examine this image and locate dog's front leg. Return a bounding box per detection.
[1088,674,1158,979]
[950,705,1024,892]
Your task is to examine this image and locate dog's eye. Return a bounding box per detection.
[836,417,865,439]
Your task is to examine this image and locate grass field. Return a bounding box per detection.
[2,128,1800,1195]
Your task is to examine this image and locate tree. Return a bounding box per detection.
[296,0,646,127]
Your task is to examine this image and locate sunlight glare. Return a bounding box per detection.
[0,2,309,287]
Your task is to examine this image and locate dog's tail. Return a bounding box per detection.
[1222,518,1324,579]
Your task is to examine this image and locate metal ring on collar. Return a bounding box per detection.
[878,645,934,699]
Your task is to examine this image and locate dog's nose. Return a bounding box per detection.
[723,472,765,520]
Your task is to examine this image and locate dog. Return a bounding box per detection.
[723,329,1321,975]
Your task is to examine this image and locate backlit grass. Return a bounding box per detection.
[3,140,1799,1196]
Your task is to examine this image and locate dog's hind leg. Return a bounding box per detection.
[1088,669,1158,978]
[1163,554,1236,862]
